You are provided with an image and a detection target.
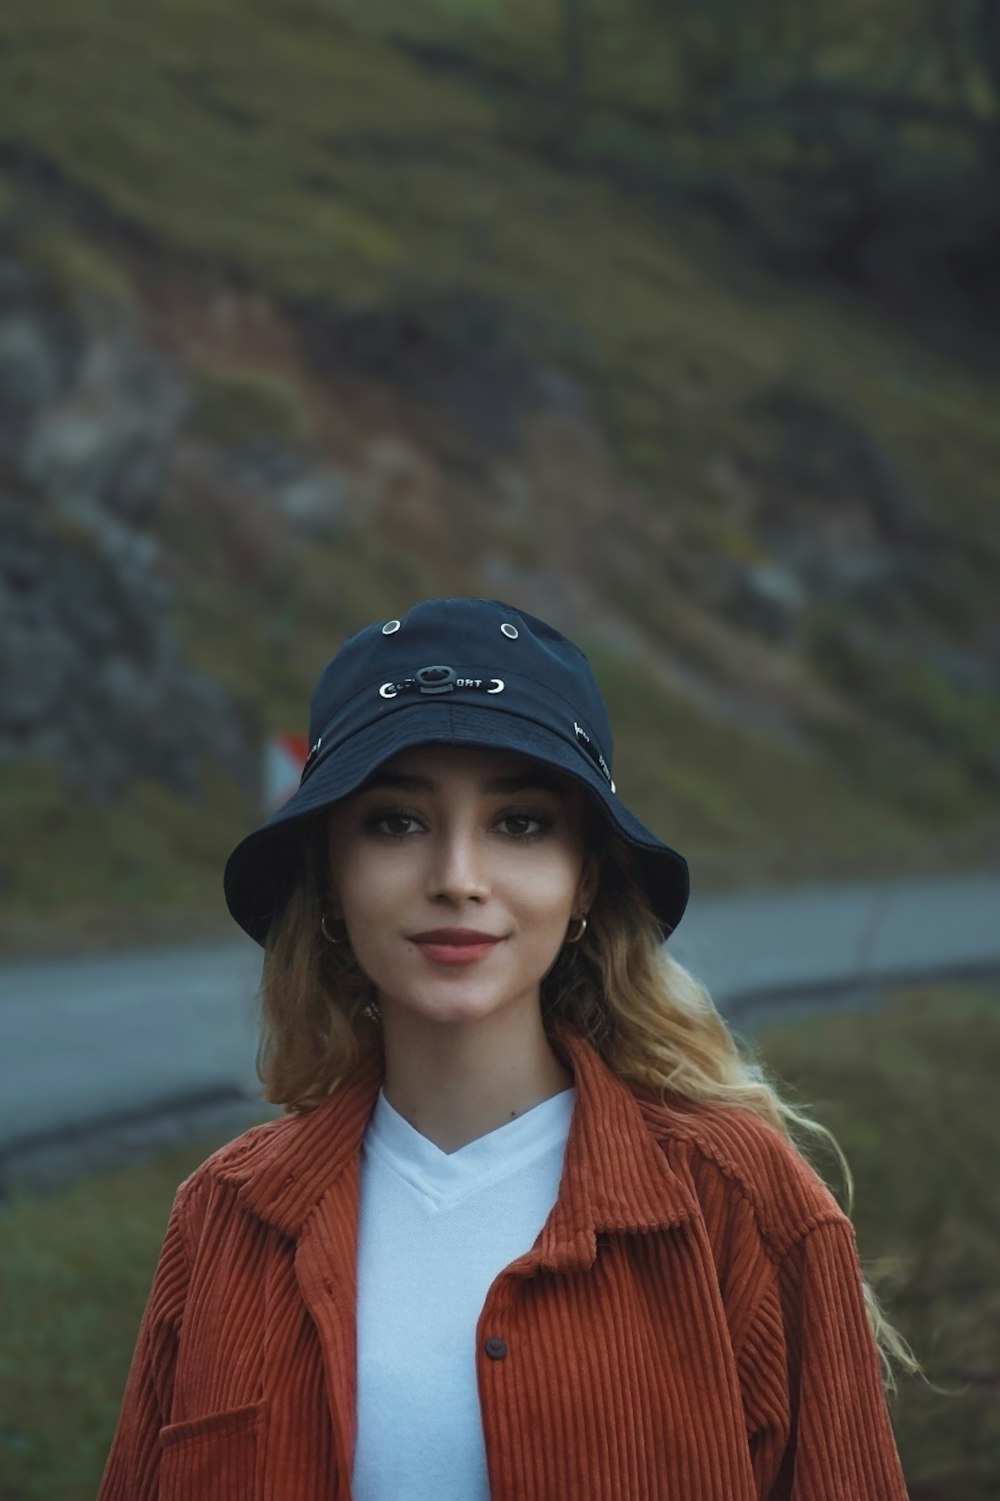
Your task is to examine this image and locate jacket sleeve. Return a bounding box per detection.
[740,1215,909,1500]
[96,1183,193,1500]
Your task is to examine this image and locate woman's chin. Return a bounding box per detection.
[378,985,540,1031]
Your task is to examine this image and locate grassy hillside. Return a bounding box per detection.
[3,0,998,555]
[1,0,998,949]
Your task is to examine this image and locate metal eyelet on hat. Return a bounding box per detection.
[381,620,401,635]
[500,622,518,639]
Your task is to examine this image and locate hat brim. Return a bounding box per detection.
[224,700,688,945]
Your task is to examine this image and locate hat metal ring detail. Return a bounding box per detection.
[415,665,456,695]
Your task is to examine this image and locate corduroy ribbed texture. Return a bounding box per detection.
[98,1023,909,1500]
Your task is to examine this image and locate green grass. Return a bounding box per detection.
[2,0,999,560]
[0,0,491,300]
[0,762,255,955]
[587,645,990,882]
[187,364,318,447]
[0,983,996,1498]
[0,1138,237,1500]
[752,985,1000,1500]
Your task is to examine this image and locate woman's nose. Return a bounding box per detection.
[427,828,490,904]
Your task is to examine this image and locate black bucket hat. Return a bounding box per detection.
[224,598,689,944]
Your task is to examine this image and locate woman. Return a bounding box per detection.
[99,597,915,1500]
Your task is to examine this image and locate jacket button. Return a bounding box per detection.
[484,1335,508,1360]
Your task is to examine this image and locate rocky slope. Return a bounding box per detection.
[1,260,256,806]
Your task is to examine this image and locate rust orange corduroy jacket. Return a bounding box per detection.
[98,1021,909,1500]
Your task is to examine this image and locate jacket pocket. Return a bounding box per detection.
[159,1401,267,1501]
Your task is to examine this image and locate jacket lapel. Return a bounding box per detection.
[228,1042,385,1238]
[529,1023,697,1272]
[221,1044,385,1491]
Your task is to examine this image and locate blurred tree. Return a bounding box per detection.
[601,0,1000,309]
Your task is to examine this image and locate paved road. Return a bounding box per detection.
[670,869,1000,1018]
[1,870,997,1190]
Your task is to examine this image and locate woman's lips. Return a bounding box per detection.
[409,929,503,966]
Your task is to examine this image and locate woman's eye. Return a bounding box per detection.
[497,811,551,838]
[365,810,422,837]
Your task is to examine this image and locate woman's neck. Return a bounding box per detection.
[378,1006,573,1154]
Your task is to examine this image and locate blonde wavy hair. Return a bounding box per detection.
[258,804,920,1394]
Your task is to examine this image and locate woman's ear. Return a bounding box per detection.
[576,852,600,916]
[323,857,342,921]
[320,813,343,919]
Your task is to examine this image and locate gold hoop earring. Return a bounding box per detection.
[321,914,348,944]
[565,914,588,944]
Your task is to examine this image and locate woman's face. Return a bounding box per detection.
[325,744,595,1033]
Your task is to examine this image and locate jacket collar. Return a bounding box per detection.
[222,1021,696,1264]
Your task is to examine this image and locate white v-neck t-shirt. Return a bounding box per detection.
[352,1085,576,1501]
